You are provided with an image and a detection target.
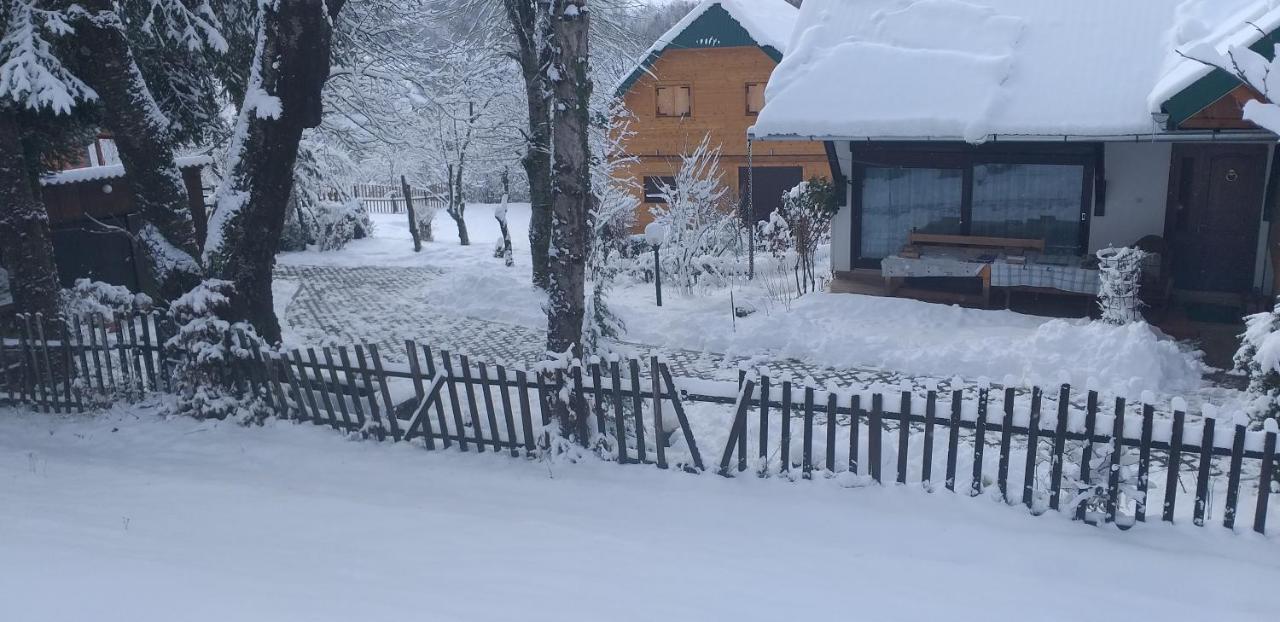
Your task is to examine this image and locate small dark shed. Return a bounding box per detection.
[37,156,210,292]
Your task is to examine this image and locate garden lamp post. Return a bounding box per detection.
[644,221,667,307]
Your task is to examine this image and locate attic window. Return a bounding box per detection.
[746,83,766,115]
[656,85,691,117]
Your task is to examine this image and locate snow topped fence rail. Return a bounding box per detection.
[2,311,1277,536]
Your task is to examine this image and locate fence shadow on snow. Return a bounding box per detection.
[3,311,1276,537]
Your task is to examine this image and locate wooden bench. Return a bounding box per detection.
[886,233,1046,307]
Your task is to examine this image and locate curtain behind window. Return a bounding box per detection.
[860,167,964,258]
[971,164,1084,254]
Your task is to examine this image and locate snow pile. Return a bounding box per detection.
[621,292,1205,396]
[753,0,1266,140]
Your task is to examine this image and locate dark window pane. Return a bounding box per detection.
[643,176,675,203]
[860,167,964,259]
[971,164,1084,254]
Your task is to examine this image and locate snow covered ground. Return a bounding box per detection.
[2,405,1276,621]
[277,205,1209,401]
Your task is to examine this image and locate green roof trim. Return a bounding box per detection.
[614,3,782,98]
[1163,28,1280,127]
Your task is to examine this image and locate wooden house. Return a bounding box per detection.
[613,0,833,229]
[36,136,210,292]
[752,0,1280,318]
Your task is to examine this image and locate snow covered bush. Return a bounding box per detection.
[1235,300,1280,426]
[60,279,152,318]
[279,138,372,252]
[314,198,372,251]
[581,99,637,353]
[1096,246,1146,325]
[758,177,838,296]
[1044,438,1142,519]
[165,280,270,423]
[649,134,738,294]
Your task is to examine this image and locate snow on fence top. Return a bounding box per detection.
[40,155,214,187]
[752,0,1280,142]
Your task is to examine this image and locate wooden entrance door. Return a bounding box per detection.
[1166,144,1268,293]
[740,166,803,223]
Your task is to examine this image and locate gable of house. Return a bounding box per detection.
[615,0,792,99]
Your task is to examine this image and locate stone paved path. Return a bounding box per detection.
[275,264,1234,416]
[276,264,913,389]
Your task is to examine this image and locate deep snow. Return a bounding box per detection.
[2,405,1276,621]
[278,205,1207,399]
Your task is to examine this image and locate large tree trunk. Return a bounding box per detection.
[504,0,553,289]
[0,112,64,329]
[546,1,592,354]
[545,0,593,442]
[68,1,203,302]
[203,0,345,343]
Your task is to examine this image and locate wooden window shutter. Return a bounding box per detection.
[656,86,674,116]
[747,83,765,114]
[675,86,691,116]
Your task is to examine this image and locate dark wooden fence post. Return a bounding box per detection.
[1022,387,1042,509]
[1162,409,1186,523]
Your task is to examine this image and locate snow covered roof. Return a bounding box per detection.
[752,0,1280,142]
[40,155,213,187]
[615,0,799,97]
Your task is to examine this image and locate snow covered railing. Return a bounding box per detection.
[3,312,1276,537]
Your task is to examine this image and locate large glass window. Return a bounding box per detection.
[860,167,964,259]
[971,164,1085,255]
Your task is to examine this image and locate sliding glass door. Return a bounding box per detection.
[859,167,964,259]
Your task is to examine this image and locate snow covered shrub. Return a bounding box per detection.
[165,280,270,423]
[757,177,838,296]
[649,134,738,294]
[1043,439,1142,518]
[1236,299,1280,426]
[582,99,638,352]
[280,135,371,252]
[314,199,373,251]
[60,279,153,318]
[1096,246,1147,325]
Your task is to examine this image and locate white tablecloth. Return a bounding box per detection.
[991,260,1099,295]
[881,255,987,279]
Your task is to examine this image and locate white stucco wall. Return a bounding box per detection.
[830,143,853,272]
[1087,142,1171,253]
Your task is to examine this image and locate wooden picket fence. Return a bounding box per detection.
[3,311,1277,536]
[711,373,1278,534]
[0,312,705,471]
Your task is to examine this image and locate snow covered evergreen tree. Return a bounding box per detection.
[0,0,95,330]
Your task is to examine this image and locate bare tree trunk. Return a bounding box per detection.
[402,175,422,252]
[204,0,346,343]
[68,0,202,302]
[503,0,553,289]
[0,112,63,330]
[446,163,470,245]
